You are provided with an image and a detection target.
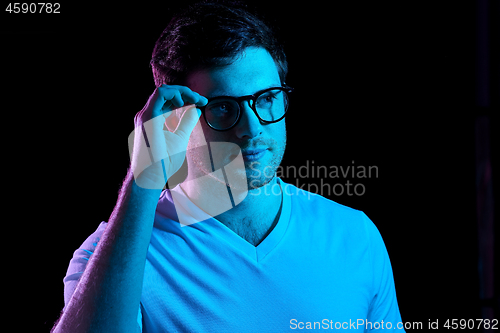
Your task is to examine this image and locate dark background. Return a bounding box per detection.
[2,1,498,331]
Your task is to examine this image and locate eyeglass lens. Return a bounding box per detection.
[204,89,289,130]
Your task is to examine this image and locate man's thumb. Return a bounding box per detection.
[174,107,202,142]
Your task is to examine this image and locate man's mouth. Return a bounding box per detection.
[241,148,268,162]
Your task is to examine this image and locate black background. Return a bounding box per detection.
[2,1,498,331]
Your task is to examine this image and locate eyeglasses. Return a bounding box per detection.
[199,85,294,131]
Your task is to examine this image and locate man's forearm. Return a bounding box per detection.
[53,171,162,333]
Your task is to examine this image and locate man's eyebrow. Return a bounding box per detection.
[207,83,283,99]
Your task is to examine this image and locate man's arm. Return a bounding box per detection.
[52,85,207,333]
[53,173,161,333]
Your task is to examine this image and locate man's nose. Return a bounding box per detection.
[233,101,263,140]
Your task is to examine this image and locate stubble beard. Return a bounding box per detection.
[186,137,286,192]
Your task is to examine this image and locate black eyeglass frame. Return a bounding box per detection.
[199,85,294,131]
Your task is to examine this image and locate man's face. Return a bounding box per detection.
[185,47,287,191]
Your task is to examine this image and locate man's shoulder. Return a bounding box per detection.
[282,179,363,216]
[281,179,374,234]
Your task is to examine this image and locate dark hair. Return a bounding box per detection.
[150,1,288,87]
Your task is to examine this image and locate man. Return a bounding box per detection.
[53,2,405,332]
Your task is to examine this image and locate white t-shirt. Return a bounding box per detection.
[63,178,405,332]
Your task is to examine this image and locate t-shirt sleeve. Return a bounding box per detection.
[363,213,405,332]
[62,221,143,331]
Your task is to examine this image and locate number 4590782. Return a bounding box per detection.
[5,3,61,14]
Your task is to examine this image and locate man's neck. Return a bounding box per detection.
[179,176,283,246]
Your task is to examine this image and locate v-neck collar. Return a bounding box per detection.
[169,178,291,262]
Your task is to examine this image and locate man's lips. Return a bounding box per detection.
[242,148,267,155]
[241,148,268,161]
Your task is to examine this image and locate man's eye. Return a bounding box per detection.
[257,91,280,108]
[215,103,230,111]
[265,92,278,100]
[208,101,236,115]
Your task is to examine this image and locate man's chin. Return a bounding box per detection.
[186,146,282,192]
[245,167,276,191]
[219,166,274,191]
[247,176,275,191]
[191,163,274,192]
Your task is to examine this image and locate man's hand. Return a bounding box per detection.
[128,84,208,189]
[52,85,207,333]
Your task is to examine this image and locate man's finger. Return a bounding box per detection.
[174,107,202,142]
[153,86,207,118]
[152,88,181,117]
[169,85,208,107]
